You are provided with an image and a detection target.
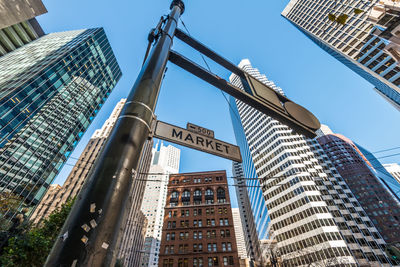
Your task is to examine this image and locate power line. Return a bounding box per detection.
[179,18,243,126]
[372,146,400,154]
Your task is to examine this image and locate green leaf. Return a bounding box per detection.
[354,8,364,14]
[336,14,349,25]
[0,198,75,266]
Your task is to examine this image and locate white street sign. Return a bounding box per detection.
[154,120,242,162]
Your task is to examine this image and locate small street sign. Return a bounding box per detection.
[186,122,215,138]
[154,120,242,162]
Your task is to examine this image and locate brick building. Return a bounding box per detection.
[159,170,239,267]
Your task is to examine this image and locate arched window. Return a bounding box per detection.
[171,191,179,199]
[205,188,214,204]
[205,189,214,197]
[194,189,202,204]
[170,191,179,207]
[182,190,191,205]
[182,190,190,198]
[217,188,226,203]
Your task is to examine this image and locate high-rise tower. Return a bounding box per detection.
[282,0,400,111]
[0,0,46,56]
[30,99,126,224]
[0,28,121,223]
[232,162,262,264]
[229,59,392,266]
[384,163,400,185]
[141,142,180,267]
[31,98,153,266]
[317,130,400,243]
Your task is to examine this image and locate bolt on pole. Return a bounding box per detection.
[45,1,184,266]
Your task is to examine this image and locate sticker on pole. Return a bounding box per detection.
[154,120,242,162]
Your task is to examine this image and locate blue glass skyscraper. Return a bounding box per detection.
[355,143,400,201]
[0,28,121,221]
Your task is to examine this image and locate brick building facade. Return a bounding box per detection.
[159,170,239,267]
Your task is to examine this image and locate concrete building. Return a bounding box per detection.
[232,208,248,260]
[31,98,154,266]
[0,28,121,224]
[118,211,148,267]
[0,0,46,56]
[141,142,180,267]
[117,137,154,267]
[317,132,400,243]
[282,0,400,111]
[368,0,400,64]
[229,59,392,266]
[159,171,240,267]
[384,163,400,184]
[232,162,262,265]
[30,99,126,224]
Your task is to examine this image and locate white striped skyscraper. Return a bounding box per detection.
[282,0,400,111]
[229,59,392,266]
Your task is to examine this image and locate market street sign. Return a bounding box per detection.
[154,120,242,162]
[186,122,215,138]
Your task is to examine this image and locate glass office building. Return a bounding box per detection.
[355,143,400,202]
[0,28,122,221]
[282,0,400,111]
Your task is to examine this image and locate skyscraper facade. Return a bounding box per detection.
[232,208,248,260]
[31,98,153,266]
[232,162,262,264]
[229,59,392,266]
[317,132,400,243]
[282,0,400,111]
[384,163,400,184]
[0,28,121,223]
[0,0,46,56]
[30,99,126,224]
[159,171,240,267]
[141,142,180,267]
[117,138,154,267]
[356,144,400,201]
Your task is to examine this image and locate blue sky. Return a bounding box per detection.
[37,0,400,207]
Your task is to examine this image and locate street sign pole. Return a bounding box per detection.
[45,1,184,266]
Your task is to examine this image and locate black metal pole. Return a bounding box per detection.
[45,1,184,266]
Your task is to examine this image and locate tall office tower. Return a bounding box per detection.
[117,138,154,267]
[317,132,400,243]
[229,59,392,266]
[384,163,400,184]
[282,0,400,111]
[141,142,180,267]
[118,211,148,267]
[356,144,400,201]
[0,28,121,224]
[0,0,46,56]
[232,162,262,264]
[159,171,240,267]
[232,208,249,263]
[30,99,126,224]
[368,0,400,63]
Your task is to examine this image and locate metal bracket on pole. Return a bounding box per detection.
[168,50,319,138]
